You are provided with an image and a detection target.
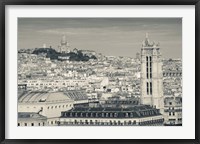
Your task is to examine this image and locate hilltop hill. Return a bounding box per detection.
[29,48,97,61]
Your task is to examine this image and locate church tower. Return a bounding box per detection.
[59,35,70,53]
[140,33,164,114]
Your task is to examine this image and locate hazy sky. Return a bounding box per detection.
[18,18,182,58]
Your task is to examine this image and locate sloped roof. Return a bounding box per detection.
[61,105,162,118]
[18,112,47,120]
[64,90,88,101]
[18,91,73,103]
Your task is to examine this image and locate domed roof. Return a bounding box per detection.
[18,91,73,103]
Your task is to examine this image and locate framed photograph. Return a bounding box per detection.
[1,0,199,143]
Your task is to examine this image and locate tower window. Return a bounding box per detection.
[150,82,152,95]
[149,56,152,62]
[147,82,149,95]
[150,66,152,78]
[146,61,149,79]
[146,56,148,62]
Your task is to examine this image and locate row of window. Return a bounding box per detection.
[48,120,58,125]
[47,104,72,109]
[63,120,137,125]
[139,119,164,125]
[105,101,139,104]
[18,122,45,126]
[61,119,163,126]
[63,111,157,118]
[29,83,83,86]
[163,73,182,76]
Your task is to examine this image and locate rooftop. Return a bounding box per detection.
[61,105,162,118]
[67,105,155,112]
[64,90,88,101]
[18,112,47,120]
[18,91,73,103]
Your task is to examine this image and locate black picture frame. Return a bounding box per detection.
[0,0,199,143]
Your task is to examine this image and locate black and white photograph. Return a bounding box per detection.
[17,18,182,127]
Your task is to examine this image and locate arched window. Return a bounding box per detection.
[124,121,127,125]
[150,82,152,95]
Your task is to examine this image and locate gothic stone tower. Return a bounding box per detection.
[140,33,164,114]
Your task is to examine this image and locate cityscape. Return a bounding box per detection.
[17,18,182,126]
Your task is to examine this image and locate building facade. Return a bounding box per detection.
[18,112,47,126]
[164,97,182,125]
[140,33,164,114]
[59,106,164,126]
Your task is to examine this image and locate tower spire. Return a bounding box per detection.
[61,34,66,44]
[146,32,148,38]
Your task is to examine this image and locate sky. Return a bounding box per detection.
[18,18,182,58]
